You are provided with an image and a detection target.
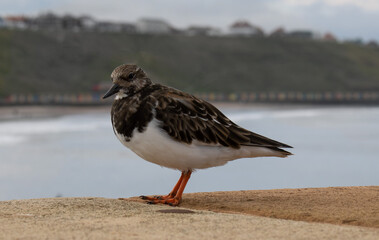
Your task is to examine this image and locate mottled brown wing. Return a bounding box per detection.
[154,88,292,150]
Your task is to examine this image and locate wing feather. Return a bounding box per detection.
[153,87,292,152]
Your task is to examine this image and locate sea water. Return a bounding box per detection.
[0,106,378,200]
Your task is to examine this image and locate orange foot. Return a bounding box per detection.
[142,196,181,206]
[138,171,192,207]
[139,195,173,201]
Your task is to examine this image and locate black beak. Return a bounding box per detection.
[103,83,121,99]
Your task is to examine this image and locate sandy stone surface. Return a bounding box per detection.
[176,186,379,228]
[1,187,378,240]
[131,186,379,228]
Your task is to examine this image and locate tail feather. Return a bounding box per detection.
[268,147,293,157]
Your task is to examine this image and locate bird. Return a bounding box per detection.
[103,64,293,206]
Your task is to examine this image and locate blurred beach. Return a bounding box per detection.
[1,105,378,201]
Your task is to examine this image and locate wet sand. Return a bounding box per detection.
[1,187,378,239]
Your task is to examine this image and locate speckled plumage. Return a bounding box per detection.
[105,64,292,171]
[103,64,293,205]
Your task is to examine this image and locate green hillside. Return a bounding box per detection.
[1,29,379,97]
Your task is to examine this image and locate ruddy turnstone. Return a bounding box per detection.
[103,64,292,206]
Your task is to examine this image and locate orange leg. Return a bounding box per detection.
[141,171,192,206]
[140,172,185,201]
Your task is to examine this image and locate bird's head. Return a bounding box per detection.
[102,64,151,99]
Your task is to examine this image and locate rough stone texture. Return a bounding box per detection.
[176,186,379,228]
[1,188,379,240]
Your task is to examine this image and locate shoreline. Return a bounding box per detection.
[0,105,110,121]
[1,103,378,121]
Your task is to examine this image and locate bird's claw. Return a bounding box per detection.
[139,195,170,201]
[142,197,180,206]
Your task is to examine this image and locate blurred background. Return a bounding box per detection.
[0,0,378,201]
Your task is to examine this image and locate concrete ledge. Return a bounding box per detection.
[1,187,378,239]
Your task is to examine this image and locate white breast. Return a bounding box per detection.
[114,118,284,171]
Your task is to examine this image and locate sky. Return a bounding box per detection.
[1,0,379,41]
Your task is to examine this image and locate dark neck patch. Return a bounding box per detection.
[111,84,161,140]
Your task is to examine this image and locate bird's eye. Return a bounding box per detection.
[120,73,134,81]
